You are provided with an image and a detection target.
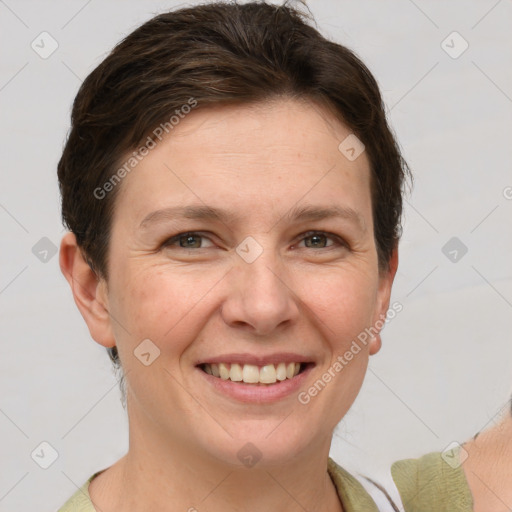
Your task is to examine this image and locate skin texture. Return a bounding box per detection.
[462,414,512,512]
[60,98,397,512]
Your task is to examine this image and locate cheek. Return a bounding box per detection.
[297,273,376,428]
[108,265,221,355]
[300,269,378,347]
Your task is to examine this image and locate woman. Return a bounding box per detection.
[461,399,512,512]
[57,2,473,510]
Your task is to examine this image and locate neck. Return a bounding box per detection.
[89,407,343,512]
[463,415,512,512]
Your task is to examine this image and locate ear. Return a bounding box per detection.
[369,247,399,356]
[59,232,115,348]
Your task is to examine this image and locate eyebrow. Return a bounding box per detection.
[139,203,366,232]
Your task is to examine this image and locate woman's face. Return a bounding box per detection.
[95,98,395,466]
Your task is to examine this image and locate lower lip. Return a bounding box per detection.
[198,366,314,403]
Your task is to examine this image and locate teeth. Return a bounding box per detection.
[276,362,287,381]
[204,362,303,384]
[242,364,260,383]
[230,363,243,382]
[219,363,230,380]
[259,364,277,384]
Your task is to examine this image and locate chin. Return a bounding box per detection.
[194,418,326,470]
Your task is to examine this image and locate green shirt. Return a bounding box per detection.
[58,451,473,511]
[390,449,474,512]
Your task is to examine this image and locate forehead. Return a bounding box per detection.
[112,98,372,228]
[161,98,366,166]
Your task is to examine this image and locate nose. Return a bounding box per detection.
[220,247,300,336]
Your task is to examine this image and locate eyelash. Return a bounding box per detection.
[161,231,348,251]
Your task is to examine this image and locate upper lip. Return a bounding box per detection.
[195,352,315,366]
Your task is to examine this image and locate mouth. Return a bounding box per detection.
[197,361,313,385]
[195,353,315,403]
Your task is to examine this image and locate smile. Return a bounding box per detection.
[200,362,304,385]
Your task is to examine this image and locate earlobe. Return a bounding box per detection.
[59,232,115,348]
[368,333,382,355]
[369,247,399,356]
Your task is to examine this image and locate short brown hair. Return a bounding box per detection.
[58,0,410,374]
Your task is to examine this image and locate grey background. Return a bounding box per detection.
[1,0,511,509]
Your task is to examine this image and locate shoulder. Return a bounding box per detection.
[462,417,512,511]
[57,472,100,512]
[328,458,382,512]
[390,447,473,512]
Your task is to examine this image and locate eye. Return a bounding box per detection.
[162,232,214,249]
[161,231,347,251]
[296,231,346,250]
